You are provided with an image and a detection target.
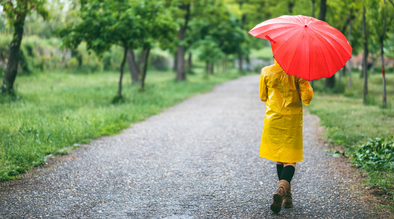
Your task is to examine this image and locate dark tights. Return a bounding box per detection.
[276,164,295,183]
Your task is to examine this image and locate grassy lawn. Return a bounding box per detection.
[0,68,244,181]
[308,70,394,206]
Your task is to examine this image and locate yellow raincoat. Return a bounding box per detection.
[259,60,313,163]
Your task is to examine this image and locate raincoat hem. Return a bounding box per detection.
[259,155,303,163]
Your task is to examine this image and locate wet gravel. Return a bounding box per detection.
[0,75,376,218]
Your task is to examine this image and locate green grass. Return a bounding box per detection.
[0,68,243,181]
[309,72,394,146]
[308,70,394,205]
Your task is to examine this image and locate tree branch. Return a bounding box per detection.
[388,0,394,7]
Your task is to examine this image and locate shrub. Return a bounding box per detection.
[350,136,394,170]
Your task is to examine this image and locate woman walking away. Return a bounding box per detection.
[259,59,313,213]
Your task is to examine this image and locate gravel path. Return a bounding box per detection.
[0,75,376,218]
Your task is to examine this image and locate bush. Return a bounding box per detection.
[150,53,170,71]
[0,36,127,74]
[350,136,394,170]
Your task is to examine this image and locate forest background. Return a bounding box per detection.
[1,0,394,210]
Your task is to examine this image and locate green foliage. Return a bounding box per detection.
[22,0,77,39]
[188,1,248,65]
[197,37,223,64]
[369,0,394,44]
[350,137,394,203]
[58,0,175,55]
[0,0,49,26]
[0,35,121,73]
[350,136,394,170]
[57,0,176,92]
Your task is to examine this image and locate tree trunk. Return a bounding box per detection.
[1,14,26,94]
[318,0,327,21]
[362,5,368,101]
[339,66,345,89]
[176,3,191,81]
[118,46,128,97]
[237,10,247,74]
[288,0,295,14]
[324,75,335,88]
[311,0,316,17]
[187,52,192,71]
[319,0,335,88]
[381,41,387,108]
[225,55,228,70]
[173,52,177,72]
[138,50,148,72]
[238,52,243,73]
[381,3,387,108]
[127,49,140,85]
[210,62,214,74]
[319,0,334,88]
[247,55,251,71]
[176,45,186,80]
[205,62,209,74]
[140,48,151,91]
[347,12,352,91]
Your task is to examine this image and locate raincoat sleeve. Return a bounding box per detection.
[297,77,314,106]
[259,69,268,102]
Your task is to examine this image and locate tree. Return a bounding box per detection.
[226,0,274,73]
[319,0,328,21]
[370,0,394,107]
[362,2,368,102]
[1,0,49,94]
[22,0,70,38]
[326,0,359,91]
[58,0,175,98]
[347,8,353,91]
[198,37,223,75]
[311,0,316,17]
[318,0,336,88]
[287,0,296,14]
[170,0,191,81]
[191,0,247,73]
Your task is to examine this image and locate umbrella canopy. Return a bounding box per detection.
[249,15,352,81]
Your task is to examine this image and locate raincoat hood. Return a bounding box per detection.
[274,59,281,68]
[272,59,285,73]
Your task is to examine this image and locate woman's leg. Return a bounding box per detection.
[276,162,295,181]
[276,162,283,180]
[280,163,296,183]
[271,163,296,213]
[281,163,296,208]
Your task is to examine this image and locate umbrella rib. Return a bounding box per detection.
[272,28,302,56]
[313,34,331,79]
[320,34,348,68]
[254,25,298,39]
[312,28,351,63]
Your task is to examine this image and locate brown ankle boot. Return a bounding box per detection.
[283,183,293,208]
[270,180,289,213]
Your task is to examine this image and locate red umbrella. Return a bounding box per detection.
[248,15,352,81]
